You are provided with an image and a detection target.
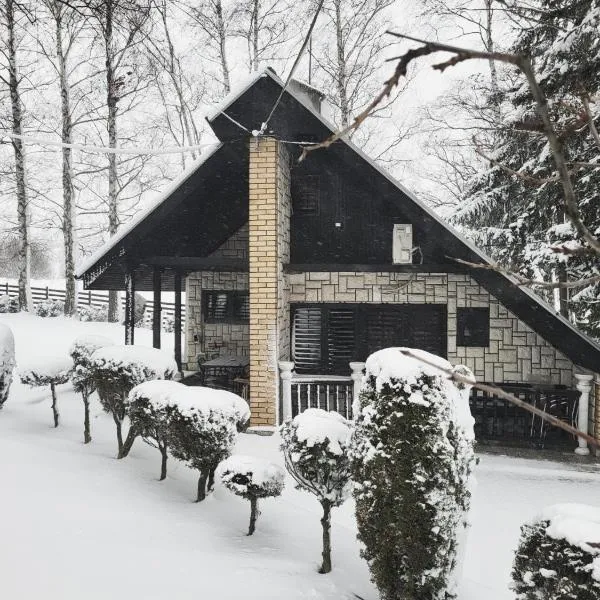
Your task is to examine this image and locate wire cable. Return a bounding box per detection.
[259,0,325,135]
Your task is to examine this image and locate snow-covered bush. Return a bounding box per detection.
[350,348,476,600]
[513,504,600,600]
[168,402,237,501]
[90,345,177,458]
[280,408,352,573]
[185,385,250,431]
[219,455,285,535]
[70,335,114,443]
[34,299,64,317]
[0,294,19,313]
[78,304,109,322]
[0,324,15,409]
[126,380,191,480]
[19,356,72,427]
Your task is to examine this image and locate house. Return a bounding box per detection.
[77,68,600,452]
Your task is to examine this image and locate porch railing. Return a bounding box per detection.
[290,375,354,419]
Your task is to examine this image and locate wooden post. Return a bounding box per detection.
[125,272,135,345]
[152,267,161,349]
[174,270,182,372]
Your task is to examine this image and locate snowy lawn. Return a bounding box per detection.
[1,313,600,599]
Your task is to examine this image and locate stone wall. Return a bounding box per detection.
[286,271,576,386]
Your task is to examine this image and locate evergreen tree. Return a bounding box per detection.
[454,1,600,335]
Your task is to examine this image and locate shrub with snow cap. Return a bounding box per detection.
[513,503,600,600]
[168,401,237,502]
[70,335,114,443]
[34,299,65,318]
[350,347,476,600]
[90,345,177,458]
[126,380,193,480]
[0,324,15,409]
[19,356,72,427]
[280,408,352,574]
[0,294,19,314]
[219,455,285,535]
[185,385,250,431]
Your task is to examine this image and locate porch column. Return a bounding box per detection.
[350,362,366,416]
[124,271,135,345]
[152,267,162,349]
[279,361,294,422]
[174,270,183,372]
[574,373,594,455]
[248,137,290,427]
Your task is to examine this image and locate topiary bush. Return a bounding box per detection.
[219,455,285,535]
[280,408,353,574]
[184,385,251,432]
[78,304,109,322]
[350,348,476,600]
[168,402,237,502]
[90,345,177,458]
[126,380,190,481]
[513,503,600,600]
[34,299,65,317]
[19,356,72,427]
[0,324,15,409]
[70,335,114,443]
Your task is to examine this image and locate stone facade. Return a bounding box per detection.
[185,225,249,370]
[287,271,577,386]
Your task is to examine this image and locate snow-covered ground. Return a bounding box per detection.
[1,312,599,600]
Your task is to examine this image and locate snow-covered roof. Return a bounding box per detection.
[75,143,223,278]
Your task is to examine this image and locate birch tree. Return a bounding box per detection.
[0,0,32,310]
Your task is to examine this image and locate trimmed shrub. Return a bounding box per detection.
[70,335,114,443]
[185,385,251,431]
[90,345,177,458]
[19,356,72,427]
[0,324,15,409]
[350,348,476,600]
[280,408,352,573]
[513,503,600,600]
[34,299,64,317]
[168,403,237,502]
[78,304,109,322]
[0,294,19,313]
[219,455,285,535]
[126,380,190,480]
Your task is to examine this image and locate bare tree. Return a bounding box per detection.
[0,0,33,310]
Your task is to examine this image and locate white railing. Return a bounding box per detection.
[279,361,365,421]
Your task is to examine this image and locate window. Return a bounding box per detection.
[292,174,320,215]
[203,291,249,323]
[457,307,489,347]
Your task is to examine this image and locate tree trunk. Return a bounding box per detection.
[6,0,31,311]
[250,0,259,71]
[319,500,332,574]
[83,394,91,444]
[50,382,60,428]
[333,0,349,127]
[120,426,137,458]
[159,443,168,481]
[248,496,259,536]
[196,470,209,502]
[54,5,77,317]
[113,410,124,457]
[207,466,216,492]
[215,0,230,93]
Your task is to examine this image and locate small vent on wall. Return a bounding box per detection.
[392,224,413,264]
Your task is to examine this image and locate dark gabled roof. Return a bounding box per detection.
[77,68,600,372]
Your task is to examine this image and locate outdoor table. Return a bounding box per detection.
[199,355,249,391]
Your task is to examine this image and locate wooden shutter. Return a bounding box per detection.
[326,308,356,374]
[292,307,323,373]
[204,292,229,322]
[405,305,447,357]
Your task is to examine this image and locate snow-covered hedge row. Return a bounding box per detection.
[90,345,178,458]
[0,324,15,409]
[280,408,353,573]
[513,504,600,600]
[350,348,476,600]
[220,455,285,535]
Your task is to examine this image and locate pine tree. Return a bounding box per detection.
[454,1,600,334]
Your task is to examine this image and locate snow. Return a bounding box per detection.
[91,344,178,379]
[19,354,73,379]
[219,455,286,492]
[2,314,600,599]
[292,408,351,455]
[128,379,198,412]
[186,385,251,426]
[70,334,114,358]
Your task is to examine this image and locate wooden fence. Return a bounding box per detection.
[0,282,186,325]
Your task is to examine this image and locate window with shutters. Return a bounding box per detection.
[457,307,489,346]
[203,291,249,323]
[292,174,320,215]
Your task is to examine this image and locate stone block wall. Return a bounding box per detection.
[287,271,577,386]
